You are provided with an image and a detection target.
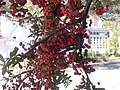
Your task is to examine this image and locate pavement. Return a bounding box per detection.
[89,61,120,90]
[59,60,120,90]
[0,60,120,90]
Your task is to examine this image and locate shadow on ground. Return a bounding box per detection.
[91,61,120,70]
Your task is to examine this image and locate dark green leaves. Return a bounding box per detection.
[46,16,54,19]
[19,63,23,69]
[95,1,102,8]
[2,58,12,75]
[31,24,39,30]
[0,54,6,74]
[76,55,82,62]
[10,47,19,58]
[1,47,19,75]
[50,82,59,90]
[27,12,33,16]
[0,54,5,63]
[2,65,7,75]
[55,69,72,88]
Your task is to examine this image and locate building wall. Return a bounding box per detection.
[89,29,110,54]
[87,14,111,54]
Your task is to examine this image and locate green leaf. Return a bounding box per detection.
[58,76,63,81]
[11,57,16,64]
[31,24,39,30]
[19,63,23,69]
[46,16,54,19]
[36,50,40,54]
[3,77,9,81]
[5,61,12,68]
[50,82,59,90]
[0,54,5,63]
[55,87,59,90]
[10,47,19,57]
[76,55,82,62]
[95,1,102,7]
[85,85,91,90]
[2,65,7,75]
[7,69,13,74]
[27,12,32,16]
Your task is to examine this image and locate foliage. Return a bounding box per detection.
[0,0,112,90]
[103,20,120,55]
[109,0,120,14]
[87,51,109,62]
[99,0,120,21]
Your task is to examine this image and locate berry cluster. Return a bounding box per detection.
[43,6,55,30]
[9,0,27,6]
[30,0,47,8]
[9,0,28,17]
[1,0,112,90]
[10,7,28,17]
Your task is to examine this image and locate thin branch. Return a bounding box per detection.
[83,65,93,85]
[78,0,93,58]
[11,67,36,80]
[16,76,28,90]
[81,0,93,29]
[58,46,77,54]
[12,18,83,67]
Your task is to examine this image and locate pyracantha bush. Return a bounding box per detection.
[0,0,112,90]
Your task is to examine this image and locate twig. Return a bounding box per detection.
[59,47,77,54]
[11,67,36,80]
[16,75,28,90]
[81,0,93,28]
[58,45,78,54]
[83,65,93,85]
[12,18,83,67]
[77,0,93,59]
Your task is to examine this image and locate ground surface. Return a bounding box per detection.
[0,60,120,90]
[60,60,120,90]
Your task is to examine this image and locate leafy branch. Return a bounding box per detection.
[12,0,93,67]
